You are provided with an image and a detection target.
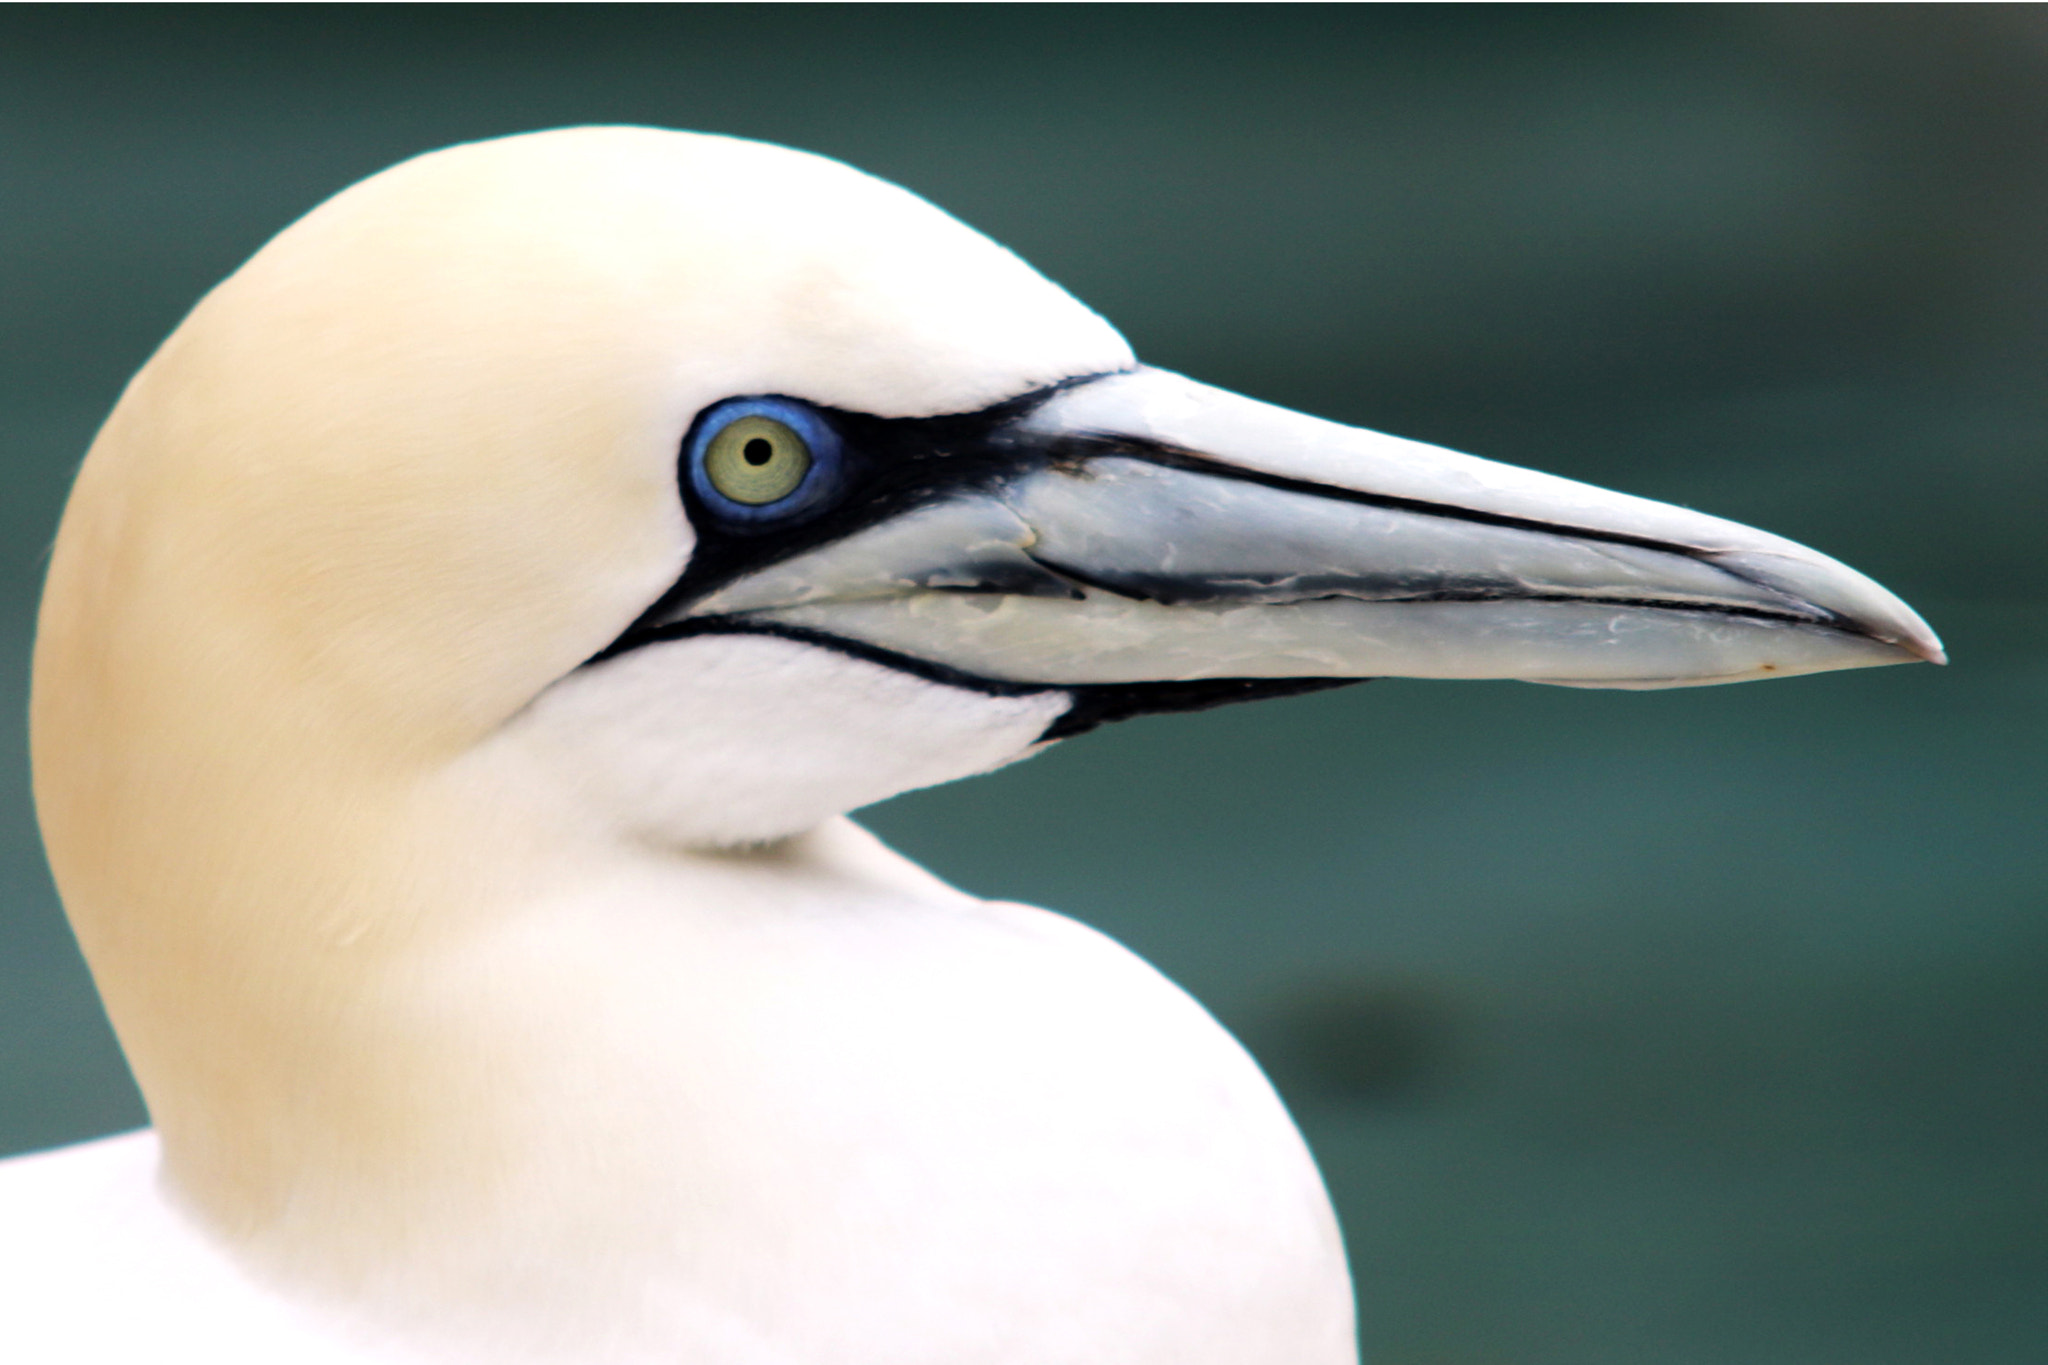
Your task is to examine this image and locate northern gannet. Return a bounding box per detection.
[0,128,1940,1364]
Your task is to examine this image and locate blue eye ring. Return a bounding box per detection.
[684,396,846,527]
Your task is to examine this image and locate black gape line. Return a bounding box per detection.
[602,614,1367,743]
[1043,676,1368,741]
[583,372,1845,742]
[583,372,1368,740]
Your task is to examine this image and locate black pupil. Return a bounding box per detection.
[743,437,774,466]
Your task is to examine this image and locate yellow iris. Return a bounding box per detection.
[703,415,812,505]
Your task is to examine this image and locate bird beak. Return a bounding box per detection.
[672,367,1943,689]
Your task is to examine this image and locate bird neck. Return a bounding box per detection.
[35,662,1353,1363]
[41,692,970,1302]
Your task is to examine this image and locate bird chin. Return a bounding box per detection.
[495,632,1070,849]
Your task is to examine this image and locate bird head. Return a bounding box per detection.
[36,125,1941,866]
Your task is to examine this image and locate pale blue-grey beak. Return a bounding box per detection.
[679,368,1943,689]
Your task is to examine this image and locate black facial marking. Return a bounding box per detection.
[582,372,1831,741]
[594,615,1366,743]
[1042,677,1369,741]
[622,616,1064,699]
[611,374,1121,656]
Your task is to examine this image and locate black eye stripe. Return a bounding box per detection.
[635,377,1114,654]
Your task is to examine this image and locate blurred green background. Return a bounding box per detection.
[1,6,2042,1362]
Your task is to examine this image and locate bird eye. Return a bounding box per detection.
[685,397,845,526]
[703,416,811,505]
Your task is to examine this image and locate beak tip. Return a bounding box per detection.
[1875,611,1946,668]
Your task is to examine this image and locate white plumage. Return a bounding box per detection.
[0,128,1937,1363]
